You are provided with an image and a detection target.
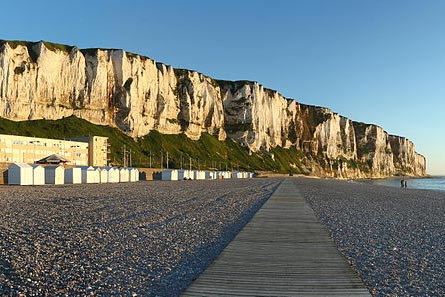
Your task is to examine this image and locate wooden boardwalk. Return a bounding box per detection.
[182,178,370,296]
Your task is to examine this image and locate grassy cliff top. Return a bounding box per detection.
[0,40,75,52]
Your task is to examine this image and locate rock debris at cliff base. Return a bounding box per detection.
[295,178,445,296]
[0,179,280,296]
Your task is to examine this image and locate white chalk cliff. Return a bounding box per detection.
[0,40,426,177]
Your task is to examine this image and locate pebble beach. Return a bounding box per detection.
[294,178,445,296]
[1,177,445,296]
[0,179,280,296]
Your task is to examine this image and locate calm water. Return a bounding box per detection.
[370,176,445,191]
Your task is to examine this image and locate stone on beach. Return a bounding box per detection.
[295,178,445,296]
[1,177,443,296]
[0,179,279,296]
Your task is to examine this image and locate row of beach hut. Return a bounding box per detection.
[8,163,139,185]
[161,169,254,181]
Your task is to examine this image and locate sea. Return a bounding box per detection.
[369,176,445,192]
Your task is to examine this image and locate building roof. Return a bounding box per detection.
[36,154,69,164]
[9,162,33,168]
[30,164,44,169]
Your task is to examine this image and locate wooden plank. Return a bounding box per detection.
[181,178,370,297]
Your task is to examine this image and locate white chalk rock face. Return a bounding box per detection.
[221,82,288,151]
[0,42,227,140]
[389,135,426,176]
[0,40,426,177]
[354,122,395,177]
[0,42,86,120]
[103,50,183,136]
[175,70,226,140]
[312,113,357,160]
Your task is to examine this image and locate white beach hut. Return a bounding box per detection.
[45,165,65,185]
[31,165,45,185]
[217,171,231,179]
[65,167,82,184]
[8,163,33,185]
[205,171,216,180]
[106,167,119,183]
[129,168,139,182]
[235,171,247,179]
[119,168,129,182]
[97,167,108,183]
[162,169,178,181]
[193,170,206,180]
[80,166,99,184]
[177,169,192,180]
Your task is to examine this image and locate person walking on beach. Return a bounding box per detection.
[404,180,408,188]
[401,179,405,188]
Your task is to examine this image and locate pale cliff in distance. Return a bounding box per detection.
[0,40,426,177]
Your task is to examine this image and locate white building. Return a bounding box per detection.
[107,167,119,183]
[65,167,82,184]
[178,170,192,180]
[217,171,231,179]
[119,168,129,182]
[205,171,217,180]
[45,165,65,185]
[80,166,99,184]
[129,168,139,182]
[232,171,245,179]
[193,170,206,180]
[0,134,109,166]
[97,167,108,183]
[69,136,109,167]
[31,165,45,185]
[162,169,178,181]
[8,163,33,185]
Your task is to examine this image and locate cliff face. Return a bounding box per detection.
[0,41,226,140]
[0,40,426,177]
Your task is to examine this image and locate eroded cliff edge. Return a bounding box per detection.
[0,40,426,177]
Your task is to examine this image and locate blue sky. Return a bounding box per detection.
[2,0,444,174]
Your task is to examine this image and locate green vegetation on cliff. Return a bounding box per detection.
[0,39,75,53]
[0,116,307,173]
